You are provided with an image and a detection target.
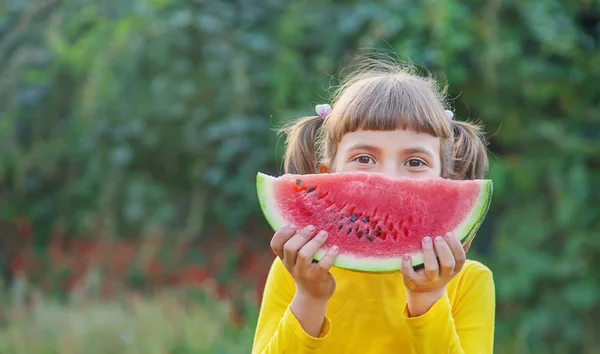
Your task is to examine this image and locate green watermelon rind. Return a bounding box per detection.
[256,172,289,232]
[256,172,493,273]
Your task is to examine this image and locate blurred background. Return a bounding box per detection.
[0,0,599,353]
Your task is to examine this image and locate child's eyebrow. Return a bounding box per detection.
[345,144,435,159]
[345,144,380,153]
[403,147,435,159]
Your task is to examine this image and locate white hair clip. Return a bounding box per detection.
[444,110,454,121]
[316,104,332,121]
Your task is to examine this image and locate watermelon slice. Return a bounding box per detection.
[256,171,493,273]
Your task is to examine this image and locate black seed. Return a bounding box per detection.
[346,228,352,235]
[350,215,357,222]
[376,227,382,236]
[361,217,369,224]
[367,234,375,242]
[296,179,302,186]
[338,224,343,231]
[358,231,364,238]
[307,187,316,193]
[354,226,359,232]
[339,216,344,220]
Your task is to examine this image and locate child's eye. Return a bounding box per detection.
[405,158,426,168]
[353,155,375,165]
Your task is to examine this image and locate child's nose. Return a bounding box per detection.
[380,162,406,179]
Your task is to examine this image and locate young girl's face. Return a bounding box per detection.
[328,129,442,179]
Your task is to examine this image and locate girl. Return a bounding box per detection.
[252,58,495,353]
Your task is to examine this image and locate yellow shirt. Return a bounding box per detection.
[252,258,495,353]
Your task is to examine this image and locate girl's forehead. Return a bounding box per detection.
[337,129,440,155]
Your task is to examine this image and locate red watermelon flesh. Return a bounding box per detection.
[256,172,493,272]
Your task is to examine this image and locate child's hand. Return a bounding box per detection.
[401,232,467,316]
[270,224,339,301]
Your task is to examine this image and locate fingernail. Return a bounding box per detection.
[435,236,444,243]
[445,232,452,239]
[289,224,296,230]
[423,236,432,245]
[319,231,328,239]
[331,246,339,252]
[306,225,315,233]
[403,254,410,261]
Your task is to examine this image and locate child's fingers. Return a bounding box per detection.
[270,224,297,259]
[421,236,439,281]
[434,236,455,278]
[445,232,466,272]
[282,225,316,268]
[401,254,419,282]
[313,246,339,275]
[296,231,328,270]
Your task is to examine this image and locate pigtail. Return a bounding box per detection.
[451,120,489,180]
[280,115,324,175]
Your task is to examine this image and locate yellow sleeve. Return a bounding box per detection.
[403,262,496,353]
[252,258,332,354]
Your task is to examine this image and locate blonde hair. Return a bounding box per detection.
[281,58,489,180]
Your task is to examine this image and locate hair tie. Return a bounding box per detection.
[444,110,454,121]
[316,104,332,121]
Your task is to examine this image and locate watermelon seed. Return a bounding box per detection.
[354,226,359,232]
[339,216,344,220]
[376,227,382,236]
[361,217,369,224]
[295,179,302,187]
[338,224,343,231]
[367,234,375,242]
[350,215,357,222]
[358,231,365,239]
[346,228,352,235]
[307,187,316,193]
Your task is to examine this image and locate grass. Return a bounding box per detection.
[0,280,258,354]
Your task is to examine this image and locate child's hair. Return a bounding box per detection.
[281,58,489,180]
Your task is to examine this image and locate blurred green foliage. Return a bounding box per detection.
[1,0,599,353]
